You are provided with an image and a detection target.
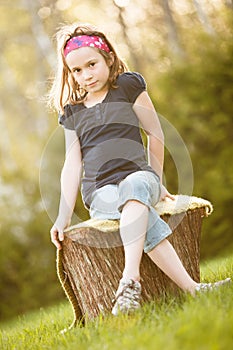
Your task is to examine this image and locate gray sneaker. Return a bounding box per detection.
[112,279,141,316]
[195,277,231,293]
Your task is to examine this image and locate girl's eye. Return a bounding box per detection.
[90,62,96,67]
[74,68,81,73]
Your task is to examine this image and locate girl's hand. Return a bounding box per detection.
[50,218,70,250]
[160,184,175,201]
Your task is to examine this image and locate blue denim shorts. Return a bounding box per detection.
[89,171,172,253]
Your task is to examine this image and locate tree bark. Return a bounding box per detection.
[193,0,215,34]
[57,206,206,327]
[158,0,183,56]
[112,1,143,71]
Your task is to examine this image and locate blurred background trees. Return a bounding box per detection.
[0,0,232,321]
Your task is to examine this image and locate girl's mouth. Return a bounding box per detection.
[87,81,97,88]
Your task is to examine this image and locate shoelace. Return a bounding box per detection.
[112,280,141,304]
[196,277,231,292]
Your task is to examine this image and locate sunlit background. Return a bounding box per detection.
[0,0,232,321]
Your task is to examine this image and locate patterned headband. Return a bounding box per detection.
[64,35,110,57]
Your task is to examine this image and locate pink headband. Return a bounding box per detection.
[64,35,110,57]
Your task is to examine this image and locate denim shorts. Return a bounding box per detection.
[89,171,172,253]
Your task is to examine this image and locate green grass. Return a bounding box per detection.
[1,254,233,350]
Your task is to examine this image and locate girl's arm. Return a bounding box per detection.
[133,91,174,201]
[50,129,82,249]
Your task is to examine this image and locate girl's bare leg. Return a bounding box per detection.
[119,200,148,282]
[120,200,198,294]
[117,201,230,307]
[147,239,198,294]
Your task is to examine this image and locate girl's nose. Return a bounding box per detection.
[83,70,93,81]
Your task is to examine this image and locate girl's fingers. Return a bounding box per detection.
[58,231,64,242]
[50,228,63,250]
[166,192,175,200]
[160,187,175,201]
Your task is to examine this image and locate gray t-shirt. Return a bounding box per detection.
[59,72,157,208]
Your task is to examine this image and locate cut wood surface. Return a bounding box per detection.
[57,195,212,327]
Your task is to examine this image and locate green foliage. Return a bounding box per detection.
[153,17,233,258]
[1,255,232,350]
[0,182,64,321]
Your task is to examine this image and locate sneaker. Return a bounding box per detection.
[112,279,141,316]
[195,277,231,293]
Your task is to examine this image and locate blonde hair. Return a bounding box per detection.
[48,23,128,113]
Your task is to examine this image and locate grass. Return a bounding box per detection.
[1,254,233,350]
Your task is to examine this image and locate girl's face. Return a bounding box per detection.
[66,47,113,95]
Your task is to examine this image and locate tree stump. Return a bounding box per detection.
[56,195,213,328]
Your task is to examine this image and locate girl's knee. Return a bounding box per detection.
[119,173,149,196]
[118,171,161,211]
[122,199,148,210]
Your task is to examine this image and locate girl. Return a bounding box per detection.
[49,23,230,316]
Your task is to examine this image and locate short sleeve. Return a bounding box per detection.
[58,104,75,130]
[118,72,147,103]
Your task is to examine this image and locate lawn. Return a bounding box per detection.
[1,254,232,350]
